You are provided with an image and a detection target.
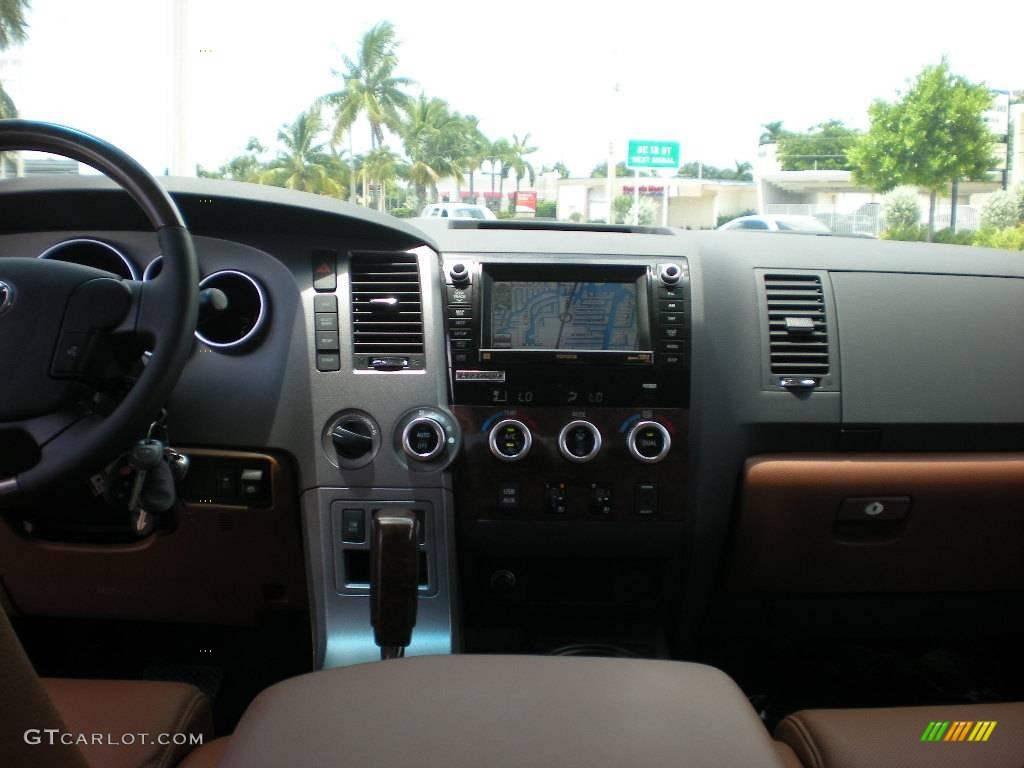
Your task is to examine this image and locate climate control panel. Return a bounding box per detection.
[453,406,686,521]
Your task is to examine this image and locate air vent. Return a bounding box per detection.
[350,251,425,368]
[763,273,830,386]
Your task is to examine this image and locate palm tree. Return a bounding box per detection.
[361,146,400,211]
[506,132,538,192]
[0,0,30,50]
[0,82,15,118]
[260,109,345,197]
[734,160,753,180]
[759,121,786,145]
[321,21,413,156]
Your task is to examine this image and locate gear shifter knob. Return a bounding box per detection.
[370,510,419,659]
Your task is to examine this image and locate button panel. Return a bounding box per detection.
[313,289,341,371]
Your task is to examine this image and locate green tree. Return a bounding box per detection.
[733,160,753,181]
[400,94,487,203]
[777,120,860,171]
[848,59,994,241]
[197,137,267,181]
[361,146,400,211]
[592,161,650,178]
[506,132,537,192]
[260,109,345,197]
[759,121,787,145]
[0,0,29,49]
[543,161,570,179]
[0,0,30,125]
[321,20,413,202]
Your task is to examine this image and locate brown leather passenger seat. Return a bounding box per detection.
[775,702,1024,768]
[42,678,214,768]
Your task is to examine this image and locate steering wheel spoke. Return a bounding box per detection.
[0,120,198,503]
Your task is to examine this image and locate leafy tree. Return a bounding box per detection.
[592,161,650,178]
[321,21,413,158]
[0,0,30,127]
[197,137,267,181]
[506,132,537,192]
[0,0,29,49]
[733,160,753,181]
[259,109,345,197]
[543,161,570,179]
[881,186,921,230]
[361,146,400,211]
[777,120,859,171]
[759,121,787,145]
[848,59,994,240]
[400,94,487,203]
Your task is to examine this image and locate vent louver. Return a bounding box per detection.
[350,252,425,361]
[763,273,830,382]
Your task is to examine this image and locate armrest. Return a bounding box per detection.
[218,655,788,768]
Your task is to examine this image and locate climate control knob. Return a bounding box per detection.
[489,419,532,461]
[401,417,446,462]
[627,420,671,463]
[558,420,602,463]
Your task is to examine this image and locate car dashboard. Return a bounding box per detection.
[2,176,1024,672]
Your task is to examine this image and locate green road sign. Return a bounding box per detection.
[626,139,680,170]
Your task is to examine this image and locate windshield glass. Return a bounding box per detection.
[1,1,1021,243]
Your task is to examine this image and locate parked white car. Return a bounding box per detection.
[419,203,497,220]
[718,214,832,234]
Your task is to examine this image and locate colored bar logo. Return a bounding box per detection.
[921,721,997,742]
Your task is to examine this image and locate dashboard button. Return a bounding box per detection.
[488,419,532,462]
[341,508,366,543]
[315,313,339,331]
[661,313,683,325]
[312,250,337,292]
[627,420,671,463]
[401,417,446,461]
[558,420,602,463]
[452,339,473,351]
[450,329,472,340]
[453,352,471,365]
[451,307,472,319]
[497,482,521,512]
[313,294,338,313]
[316,353,340,371]
[545,482,568,515]
[635,483,657,515]
[658,284,685,298]
[447,285,472,305]
[591,485,612,516]
[661,300,684,313]
[662,326,683,340]
[449,317,472,329]
[316,330,339,350]
[661,341,684,353]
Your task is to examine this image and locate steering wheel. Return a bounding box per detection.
[0,120,198,499]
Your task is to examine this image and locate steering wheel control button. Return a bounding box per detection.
[627,421,672,463]
[837,497,911,522]
[635,483,658,516]
[558,420,602,463]
[402,417,446,461]
[545,482,568,515]
[312,249,337,292]
[341,508,367,543]
[489,419,532,461]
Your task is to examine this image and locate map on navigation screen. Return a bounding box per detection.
[489,281,639,350]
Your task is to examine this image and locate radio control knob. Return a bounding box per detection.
[627,420,671,463]
[401,417,446,462]
[489,419,532,461]
[658,263,682,285]
[558,420,602,463]
[449,263,470,285]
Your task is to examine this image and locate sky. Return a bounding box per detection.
[2,0,1022,177]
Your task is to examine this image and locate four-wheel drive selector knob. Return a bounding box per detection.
[401,417,446,462]
[489,419,532,461]
[558,420,603,463]
[627,420,672,463]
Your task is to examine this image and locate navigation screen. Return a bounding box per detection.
[489,281,639,351]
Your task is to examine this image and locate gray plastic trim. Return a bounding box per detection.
[195,269,267,349]
[38,237,139,280]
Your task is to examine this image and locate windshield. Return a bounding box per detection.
[1,1,1021,244]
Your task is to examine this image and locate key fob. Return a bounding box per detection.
[140,459,177,515]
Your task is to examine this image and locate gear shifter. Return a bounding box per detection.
[370,510,420,659]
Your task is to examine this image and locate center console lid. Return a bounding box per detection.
[217,655,787,768]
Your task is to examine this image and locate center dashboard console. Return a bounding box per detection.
[441,253,691,618]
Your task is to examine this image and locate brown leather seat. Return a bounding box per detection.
[177,736,230,768]
[42,677,214,768]
[775,702,1024,768]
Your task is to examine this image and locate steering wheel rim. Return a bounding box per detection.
[0,120,198,498]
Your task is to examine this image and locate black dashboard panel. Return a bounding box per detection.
[3,176,1024,660]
